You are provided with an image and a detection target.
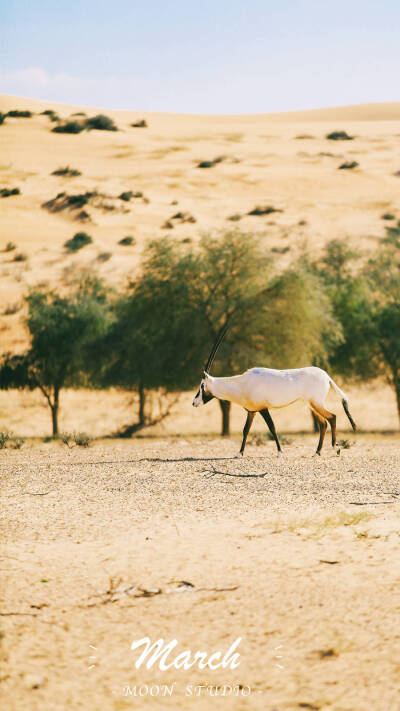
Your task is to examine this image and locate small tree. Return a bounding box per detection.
[0,278,112,434]
[365,226,400,421]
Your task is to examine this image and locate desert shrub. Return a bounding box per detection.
[228,214,241,221]
[0,188,21,198]
[119,191,133,201]
[271,246,290,254]
[97,251,112,262]
[119,236,135,246]
[0,431,25,449]
[41,109,56,115]
[182,237,192,243]
[3,302,21,315]
[381,213,395,220]
[295,134,315,139]
[131,119,147,128]
[53,121,84,134]
[197,156,225,168]
[4,242,16,252]
[248,205,282,216]
[338,161,359,170]
[326,130,354,140]
[0,113,6,125]
[162,220,174,229]
[71,112,86,117]
[337,438,354,449]
[61,431,92,447]
[64,232,93,252]
[0,432,9,448]
[171,212,196,224]
[197,160,214,168]
[51,166,81,177]
[7,110,32,118]
[13,253,28,262]
[85,114,117,131]
[64,192,93,208]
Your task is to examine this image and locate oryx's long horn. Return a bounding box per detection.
[204,323,229,374]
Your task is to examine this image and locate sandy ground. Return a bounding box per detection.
[1,436,400,711]
[1,96,400,352]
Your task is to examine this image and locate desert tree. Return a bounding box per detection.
[119,231,340,436]
[0,277,113,435]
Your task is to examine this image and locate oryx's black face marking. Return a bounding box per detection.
[192,377,215,407]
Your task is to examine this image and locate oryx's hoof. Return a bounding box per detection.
[313,452,321,458]
[336,448,341,456]
[234,451,243,459]
[277,451,284,458]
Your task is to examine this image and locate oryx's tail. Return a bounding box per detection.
[329,377,357,431]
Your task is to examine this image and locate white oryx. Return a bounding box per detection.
[192,326,356,457]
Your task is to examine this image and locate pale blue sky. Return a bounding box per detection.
[1,0,399,112]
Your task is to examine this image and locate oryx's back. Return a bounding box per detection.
[241,366,330,411]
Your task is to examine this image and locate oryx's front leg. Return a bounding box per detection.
[235,410,255,457]
[259,408,282,456]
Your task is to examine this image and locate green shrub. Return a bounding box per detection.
[85,114,117,131]
[248,205,282,216]
[119,236,135,246]
[4,242,16,252]
[64,232,93,252]
[326,130,354,140]
[3,302,21,315]
[61,431,92,447]
[13,253,28,262]
[7,110,32,118]
[227,214,241,221]
[0,188,21,197]
[0,113,6,125]
[119,191,133,201]
[338,161,359,170]
[52,121,85,134]
[131,119,147,128]
[198,160,215,168]
[381,213,395,221]
[51,166,81,177]
[97,251,112,262]
[0,432,9,448]
[0,431,25,449]
[197,156,225,168]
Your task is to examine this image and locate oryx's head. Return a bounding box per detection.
[192,324,228,408]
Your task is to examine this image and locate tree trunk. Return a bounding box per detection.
[51,387,59,435]
[219,400,231,437]
[394,375,400,426]
[138,383,146,426]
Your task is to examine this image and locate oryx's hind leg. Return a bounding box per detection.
[236,410,255,457]
[310,407,327,456]
[259,408,282,456]
[310,400,337,454]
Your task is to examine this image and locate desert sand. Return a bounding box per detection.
[1,436,400,710]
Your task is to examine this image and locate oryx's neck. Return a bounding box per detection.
[209,375,245,406]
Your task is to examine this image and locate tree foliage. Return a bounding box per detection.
[0,277,112,434]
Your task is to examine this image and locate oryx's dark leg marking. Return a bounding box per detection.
[240,411,255,454]
[311,409,327,455]
[310,400,336,450]
[259,408,281,453]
